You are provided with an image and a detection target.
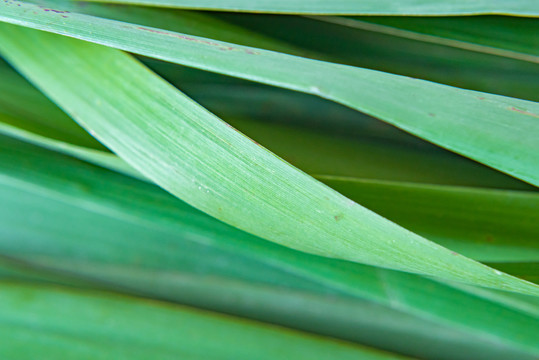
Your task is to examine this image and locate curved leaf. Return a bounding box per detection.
[2,111,538,264]
[211,13,539,102]
[0,64,537,264]
[319,176,539,263]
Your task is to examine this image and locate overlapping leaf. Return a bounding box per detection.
[1,1,538,359]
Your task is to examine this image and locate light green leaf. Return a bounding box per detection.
[72,0,539,16]
[27,0,539,101]
[0,63,537,265]
[28,0,310,56]
[2,109,538,264]
[213,13,539,101]
[1,0,538,185]
[3,112,537,264]
[1,25,538,296]
[2,60,533,190]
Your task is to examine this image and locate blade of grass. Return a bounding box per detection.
[29,1,539,102]
[1,136,538,359]
[1,1,538,185]
[2,112,538,265]
[70,0,539,16]
[213,13,539,102]
[0,65,537,264]
[28,0,311,56]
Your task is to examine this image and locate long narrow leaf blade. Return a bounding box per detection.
[72,0,539,16]
[2,111,538,265]
[28,0,539,102]
[319,177,539,263]
[1,1,538,185]
[1,62,537,265]
[211,13,539,102]
[0,281,403,360]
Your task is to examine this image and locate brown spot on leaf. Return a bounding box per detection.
[428,112,436,117]
[135,26,259,55]
[508,106,539,118]
[42,8,69,13]
[334,214,344,222]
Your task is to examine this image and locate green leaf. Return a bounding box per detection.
[27,0,539,102]
[1,24,538,296]
[1,136,538,359]
[3,111,537,265]
[2,109,538,266]
[70,0,539,16]
[1,62,537,266]
[0,280,403,360]
[28,0,310,56]
[212,13,539,101]
[1,1,538,185]
[311,16,539,63]
[484,262,539,284]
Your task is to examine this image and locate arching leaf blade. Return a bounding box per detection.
[72,0,539,16]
